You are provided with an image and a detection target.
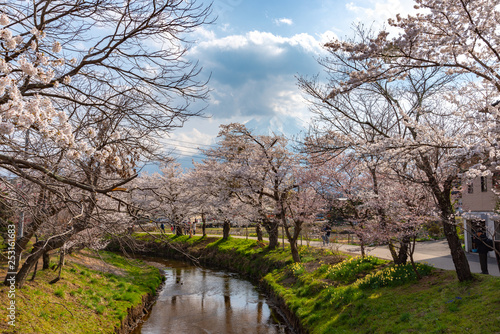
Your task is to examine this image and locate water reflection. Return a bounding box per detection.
[132,258,291,334]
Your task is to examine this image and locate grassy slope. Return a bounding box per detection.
[0,251,163,334]
[145,234,500,334]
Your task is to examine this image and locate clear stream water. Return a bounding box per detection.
[131,257,293,334]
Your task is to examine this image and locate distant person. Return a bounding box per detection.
[160,223,165,233]
[475,230,493,274]
[322,224,331,246]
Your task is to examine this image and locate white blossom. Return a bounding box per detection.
[0,122,14,135]
[0,13,9,26]
[52,41,62,53]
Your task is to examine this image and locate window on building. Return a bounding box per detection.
[481,176,487,192]
[467,183,473,194]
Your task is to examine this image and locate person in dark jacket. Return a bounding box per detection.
[475,231,493,274]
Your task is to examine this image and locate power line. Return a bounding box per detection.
[161,137,217,148]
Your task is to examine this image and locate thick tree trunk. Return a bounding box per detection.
[176,225,184,236]
[4,231,35,285]
[290,240,300,263]
[222,219,231,239]
[256,222,263,242]
[418,156,472,281]
[3,197,59,285]
[16,246,46,288]
[398,237,410,265]
[263,220,279,250]
[42,251,50,270]
[442,215,472,281]
[201,213,207,237]
[388,238,410,265]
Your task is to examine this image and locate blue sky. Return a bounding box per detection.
[162,0,416,167]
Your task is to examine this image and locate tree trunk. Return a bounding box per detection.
[201,213,207,237]
[418,156,472,281]
[30,259,39,281]
[256,222,263,242]
[42,251,50,270]
[441,215,472,281]
[398,237,410,265]
[408,237,422,279]
[222,219,231,239]
[176,225,184,236]
[16,199,96,287]
[360,239,366,258]
[289,240,300,263]
[16,247,45,288]
[263,220,279,250]
[388,239,409,265]
[50,248,66,284]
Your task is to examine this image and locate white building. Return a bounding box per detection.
[461,173,500,257]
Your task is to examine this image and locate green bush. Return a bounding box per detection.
[355,263,433,289]
[325,256,385,283]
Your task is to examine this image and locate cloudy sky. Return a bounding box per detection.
[163,0,416,167]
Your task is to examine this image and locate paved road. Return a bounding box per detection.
[207,234,500,277]
[317,239,500,277]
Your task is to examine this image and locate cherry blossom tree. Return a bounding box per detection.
[299,30,475,280]
[282,168,326,262]
[0,0,212,286]
[130,163,195,236]
[326,1,500,94]
[0,1,211,185]
[201,123,301,249]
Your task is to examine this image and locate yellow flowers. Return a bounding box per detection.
[289,262,305,276]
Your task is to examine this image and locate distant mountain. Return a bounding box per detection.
[243,114,307,138]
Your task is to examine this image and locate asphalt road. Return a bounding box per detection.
[313,239,500,277]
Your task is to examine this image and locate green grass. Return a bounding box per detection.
[0,250,163,334]
[144,235,500,334]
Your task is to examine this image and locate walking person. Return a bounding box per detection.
[475,230,493,274]
[322,224,331,246]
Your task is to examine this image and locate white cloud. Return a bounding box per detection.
[164,128,216,157]
[192,29,338,56]
[274,18,293,26]
[346,0,417,34]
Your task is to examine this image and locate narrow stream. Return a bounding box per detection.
[132,257,293,334]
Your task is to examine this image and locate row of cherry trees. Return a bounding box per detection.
[127,122,438,268]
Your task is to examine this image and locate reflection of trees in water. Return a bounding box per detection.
[223,276,233,333]
[201,269,207,310]
[137,260,290,333]
[258,300,263,324]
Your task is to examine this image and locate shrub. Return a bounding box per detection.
[325,256,385,283]
[289,262,305,277]
[355,263,433,290]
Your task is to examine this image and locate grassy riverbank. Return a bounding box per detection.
[0,250,163,334]
[130,234,500,334]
